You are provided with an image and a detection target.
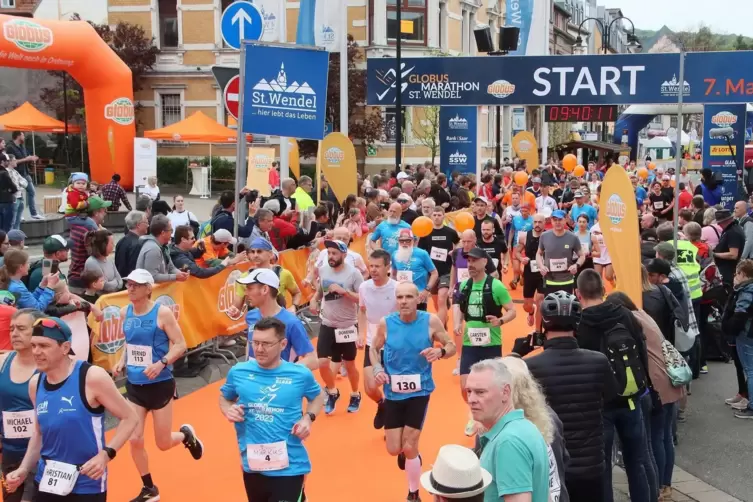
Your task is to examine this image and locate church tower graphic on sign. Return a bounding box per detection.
[277,63,287,88]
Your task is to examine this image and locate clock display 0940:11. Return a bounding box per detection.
[545,105,618,122]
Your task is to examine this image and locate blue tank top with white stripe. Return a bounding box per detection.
[383,311,435,401]
[0,352,37,456]
[124,303,172,385]
[35,360,107,495]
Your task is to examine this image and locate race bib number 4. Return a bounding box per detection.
[391,374,422,394]
[2,410,35,439]
[549,258,568,272]
[529,260,539,273]
[247,441,289,472]
[468,327,491,346]
[335,326,358,344]
[430,247,448,262]
[396,270,413,282]
[127,344,152,367]
[40,460,79,496]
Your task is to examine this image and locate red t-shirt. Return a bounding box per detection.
[678,190,692,209]
[0,305,16,350]
[268,168,280,189]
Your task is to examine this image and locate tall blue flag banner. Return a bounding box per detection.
[702,104,746,210]
[367,51,753,106]
[439,107,477,176]
[505,0,531,56]
[242,43,329,140]
[296,0,316,45]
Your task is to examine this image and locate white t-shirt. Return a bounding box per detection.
[535,196,558,216]
[358,279,398,345]
[142,184,160,200]
[315,248,367,275]
[167,210,198,235]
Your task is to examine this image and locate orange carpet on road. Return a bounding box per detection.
[106,275,537,501]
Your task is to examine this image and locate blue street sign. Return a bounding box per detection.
[221,1,263,50]
[242,43,329,140]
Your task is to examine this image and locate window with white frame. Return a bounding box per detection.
[385,0,428,45]
[160,93,182,127]
[1,0,16,8]
[159,0,179,48]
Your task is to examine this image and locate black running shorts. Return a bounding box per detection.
[522,270,544,298]
[316,324,357,363]
[460,345,503,375]
[383,395,430,431]
[242,472,306,502]
[126,378,176,411]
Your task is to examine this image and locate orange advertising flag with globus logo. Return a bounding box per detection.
[246,147,276,196]
[512,131,539,173]
[288,139,301,179]
[599,165,642,309]
[319,132,356,204]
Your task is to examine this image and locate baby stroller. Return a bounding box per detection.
[700,260,732,362]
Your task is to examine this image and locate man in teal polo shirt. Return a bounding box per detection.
[466,358,549,502]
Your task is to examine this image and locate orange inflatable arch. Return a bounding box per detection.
[0,15,136,188]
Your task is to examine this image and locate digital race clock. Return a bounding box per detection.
[544,105,618,122]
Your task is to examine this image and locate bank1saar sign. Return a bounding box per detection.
[439,107,476,176]
[367,51,753,106]
[702,103,746,210]
[241,42,329,140]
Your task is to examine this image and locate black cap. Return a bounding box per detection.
[715,208,734,223]
[463,247,488,260]
[645,258,672,276]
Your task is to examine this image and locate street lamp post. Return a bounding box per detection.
[574,15,641,142]
[395,0,403,172]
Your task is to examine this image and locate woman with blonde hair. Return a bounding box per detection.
[501,356,569,502]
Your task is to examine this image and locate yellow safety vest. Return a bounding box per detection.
[675,240,702,300]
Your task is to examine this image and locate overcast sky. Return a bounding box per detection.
[618,0,753,38]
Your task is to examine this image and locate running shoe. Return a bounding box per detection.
[731,398,750,411]
[734,408,753,419]
[325,390,340,415]
[347,392,361,413]
[130,485,160,502]
[180,424,204,460]
[373,399,385,429]
[700,365,708,374]
[509,278,518,290]
[407,490,421,501]
[726,394,745,405]
[676,409,687,423]
[526,305,535,327]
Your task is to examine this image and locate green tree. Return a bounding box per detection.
[409,106,440,166]
[734,34,750,50]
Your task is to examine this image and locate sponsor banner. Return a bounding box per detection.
[313,0,341,52]
[247,147,275,196]
[505,0,549,56]
[512,131,539,172]
[242,43,329,140]
[367,51,753,106]
[288,138,301,179]
[2,18,53,52]
[319,132,357,203]
[598,165,642,308]
[439,107,477,176]
[702,104,746,210]
[252,0,285,42]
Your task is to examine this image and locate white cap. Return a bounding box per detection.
[420,444,492,498]
[397,171,410,180]
[213,228,237,244]
[236,268,280,289]
[126,269,155,286]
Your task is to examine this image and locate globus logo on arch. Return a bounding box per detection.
[605,194,626,225]
[219,270,246,321]
[3,19,53,53]
[105,98,135,125]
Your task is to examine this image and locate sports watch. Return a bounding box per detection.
[306,412,317,423]
[160,357,169,366]
[104,447,117,460]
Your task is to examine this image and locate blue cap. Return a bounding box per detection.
[551,210,566,219]
[324,240,348,253]
[33,317,75,355]
[70,172,89,184]
[249,238,274,251]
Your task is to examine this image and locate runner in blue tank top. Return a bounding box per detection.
[4,317,138,502]
[112,269,204,502]
[0,309,43,502]
[219,316,325,502]
[370,282,456,502]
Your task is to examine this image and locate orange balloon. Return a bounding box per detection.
[563,154,577,172]
[454,212,475,233]
[573,164,586,177]
[514,171,529,186]
[411,216,433,238]
[637,167,649,179]
[648,162,656,170]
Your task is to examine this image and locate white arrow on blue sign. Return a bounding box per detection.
[220,1,263,50]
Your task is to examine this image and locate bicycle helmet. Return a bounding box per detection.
[540,291,581,330]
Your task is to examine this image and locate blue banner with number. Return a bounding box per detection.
[368,51,753,106]
[439,107,477,176]
[702,104,746,210]
[242,43,329,140]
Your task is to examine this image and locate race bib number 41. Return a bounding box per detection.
[247,441,289,471]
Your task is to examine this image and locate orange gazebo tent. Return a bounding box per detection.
[0,102,81,133]
[143,111,238,143]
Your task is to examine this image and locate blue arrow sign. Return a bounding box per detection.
[221,1,263,50]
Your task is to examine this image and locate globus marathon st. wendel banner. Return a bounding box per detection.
[702,103,747,210]
[439,107,477,176]
[367,51,753,106]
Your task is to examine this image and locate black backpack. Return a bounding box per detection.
[601,323,648,400]
[21,259,43,289]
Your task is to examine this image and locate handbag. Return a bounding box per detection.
[661,338,692,387]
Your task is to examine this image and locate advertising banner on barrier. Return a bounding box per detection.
[512,131,539,172]
[319,132,357,203]
[702,104,746,210]
[599,165,642,308]
[242,43,329,140]
[367,51,753,106]
[439,107,477,176]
